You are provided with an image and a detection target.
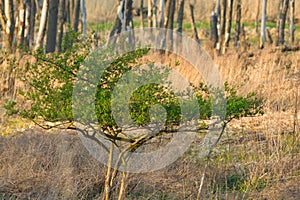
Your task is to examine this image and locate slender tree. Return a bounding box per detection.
[277,0,289,46]
[223,0,234,53]
[255,0,261,34]
[221,0,227,35]
[140,0,144,28]
[215,0,222,53]
[289,0,295,44]
[80,0,87,36]
[176,0,184,33]
[56,0,65,52]
[17,0,26,48]
[29,0,36,48]
[46,0,59,53]
[24,0,31,47]
[189,3,200,44]
[148,0,152,27]
[72,0,80,32]
[260,0,267,49]
[159,0,165,28]
[152,0,158,27]
[0,0,15,53]
[35,0,49,50]
[165,0,176,51]
[235,0,241,47]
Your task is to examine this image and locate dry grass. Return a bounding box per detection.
[0,130,106,199]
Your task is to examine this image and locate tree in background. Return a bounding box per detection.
[222,0,234,54]
[55,0,66,52]
[176,0,185,33]
[235,0,242,47]
[289,0,295,44]
[0,0,15,53]
[276,0,290,46]
[165,0,176,51]
[16,0,26,49]
[46,0,59,53]
[159,0,165,28]
[260,0,267,49]
[35,0,49,50]
[80,0,87,36]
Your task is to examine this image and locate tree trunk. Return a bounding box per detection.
[277,0,289,46]
[0,0,15,53]
[109,0,123,38]
[267,28,273,44]
[159,0,165,28]
[29,0,36,48]
[260,0,267,49]
[140,0,144,28]
[72,0,80,32]
[17,0,26,48]
[189,3,200,44]
[210,12,218,47]
[56,0,65,52]
[241,23,247,52]
[289,0,295,44]
[35,0,49,50]
[165,0,175,51]
[66,0,71,25]
[103,143,113,200]
[216,0,221,53]
[176,0,184,33]
[24,0,31,48]
[255,0,260,34]
[107,0,133,46]
[235,0,241,47]
[46,0,59,53]
[220,0,227,35]
[147,0,152,27]
[152,0,158,27]
[223,0,233,53]
[80,0,86,36]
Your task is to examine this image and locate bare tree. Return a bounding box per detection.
[210,12,218,48]
[215,0,221,53]
[24,0,31,47]
[0,0,15,53]
[35,0,49,50]
[159,0,165,28]
[148,0,152,27]
[189,3,200,44]
[260,0,267,49]
[80,0,86,36]
[72,0,80,32]
[220,0,227,35]
[46,0,59,53]
[152,0,158,27]
[29,0,37,48]
[176,0,184,33]
[56,0,65,52]
[223,0,234,54]
[276,0,289,46]
[165,0,176,51]
[255,0,260,34]
[289,0,295,44]
[17,0,26,48]
[235,0,241,47]
[140,0,144,28]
